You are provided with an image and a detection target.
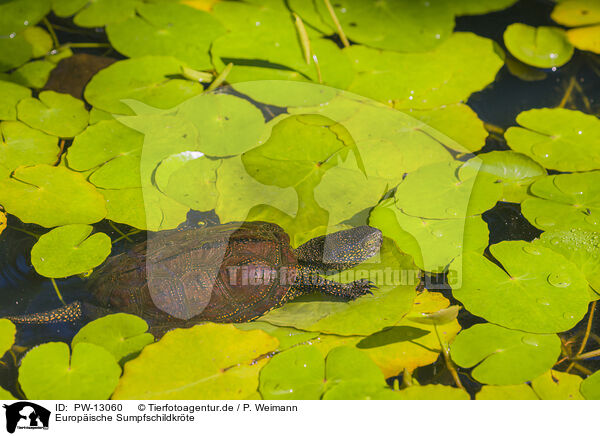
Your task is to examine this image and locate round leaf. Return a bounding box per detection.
[31,224,112,278]
[0,80,31,120]
[504,24,574,68]
[0,121,59,176]
[19,342,121,400]
[451,324,561,385]
[17,91,89,137]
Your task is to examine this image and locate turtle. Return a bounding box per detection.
[8,221,382,331]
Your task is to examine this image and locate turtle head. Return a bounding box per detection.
[294,226,382,270]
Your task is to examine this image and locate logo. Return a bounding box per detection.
[3,402,50,434]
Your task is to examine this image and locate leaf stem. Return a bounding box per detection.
[433,324,465,391]
[63,42,111,49]
[50,278,66,306]
[6,225,40,239]
[207,63,233,92]
[108,221,133,243]
[294,13,312,64]
[558,76,576,109]
[43,18,60,49]
[112,229,143,244]
[323,0,350,48]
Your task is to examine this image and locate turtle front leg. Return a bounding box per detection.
[290,265,376,300]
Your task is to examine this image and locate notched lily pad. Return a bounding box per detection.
[17,91,89,137]
[72,314,154,362]
[19,342,121,399]
[0,80,31,120]
[450,323,561,385]
[0,121,59,176]
[31,224,112,278]
[504,24,574,68]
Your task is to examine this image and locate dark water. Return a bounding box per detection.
[1,0,599,394]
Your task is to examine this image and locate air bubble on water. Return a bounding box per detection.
[549,53,558,59]
[521,336,540,347]
[9,33,16,39]
[563,313,575,320]
[536,216,556,227]
[547,272,571,288]
[532,143,552,159]
[523,245,541,255]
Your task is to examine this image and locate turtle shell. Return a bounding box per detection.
[88,222,298,325]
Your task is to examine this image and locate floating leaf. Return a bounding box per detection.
[0,80,31,120]
[409,104,488,153]
[175,93,265,156]
[394,160,502,219]
[22,26,52,57]
[580,369,600,399]
[235,321,318,350]
[19,342,121,399]
[0,211,5,236]
[113,324,278,399]
[346,32,504,109]
[477,151,547,202]
[0,121,59,177]
[476,384,538,400]
[0,0,50,35]
[0,34,33,72]
[0,164,107,227]
[551,0,600,27]
[0,388,15,400]
[503,24,573,68]
[72,314,154,362]
[259,345,325,400]
[534,228,600,293]
[522,172,600,232]
[0,319,16,358]
[450,324,561,385]
[8,59,56,89]
[395,385,469,400]
[54,0,139,27]
[84,56,203,115]
[505,108,600,172]
[107,2,224,70]
[17,91,89,137]
[31,224,112,278]
[290,0,455,52]
[531,370,584,400]
[370,198,489,272]
[452,241,590,333]
[451,0,518,16]
[566,25,600,54]
[259,238,418,336]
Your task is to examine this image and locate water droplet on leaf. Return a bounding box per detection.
[547,272,571,288]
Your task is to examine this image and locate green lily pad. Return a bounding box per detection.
[210,1,354,89]
[22,26,52,57]
[0,319,16,358]
[259,238,418,336]
[476,384,539,400]
[54,0,139,27]
[0,80,31,120]
[580,369,600,399]
[97,187,147,229]
[290,0,454,53]
[235,321,318,350]
[0,164,107,227]
[505,108,600,172]
[394,160,502,219]
[0,387,15,400]
[522,172,600,232]
[451,0,518,16]
[67,120,143,173]
[8,59,56,89]
[551,0,600,27]
[0,0,50,35]
[450,324,561,385]
[370,198,489,273]
[0,121,59,176]
[0,211,5,235]
[409,104,488,153]
[531,370,584,400]
[17,91,89,137]
[259,345,325,400]
[260,345,389,400]
[478,151,547,202]
[84,56,203,115]
[452,241,590,333]
[113,324,279,399]
[107,2,224,70]
[72,314,154,362]
[534,228,600,293]
[504,24,574,68]
[346,32,504,109]
[19,342,121,400]
[566,24,600,54]
[0,34,33,72]
[175,93,265,157]
[31,224,112,278]
[395,385,470,400]
[158,154,220,211]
